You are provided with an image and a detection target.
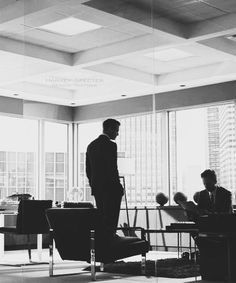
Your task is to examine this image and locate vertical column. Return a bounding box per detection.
[0,214,4,257]
[161,112,170,202]
[38,120,45,200]
[67,123,74,200]
[37,120,44,259]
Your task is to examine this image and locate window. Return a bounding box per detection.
[0,116,38,199]
[117,113,164,206]
[44,122,68,202]
[169,103,236,204]
[78,121,101,202]
[78,113,165,207]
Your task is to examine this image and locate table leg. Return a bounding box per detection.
[180,232,182,254]
[177,233,180,258]
[189,233,192,257]
[194,241,197,263]
[0,214,4,257]
[37,234,42,261]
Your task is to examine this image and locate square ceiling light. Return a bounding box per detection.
[39,17,101,36]
[145,48,193,61]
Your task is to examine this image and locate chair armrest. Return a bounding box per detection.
[117,226,143,231]
[117,227,146,240]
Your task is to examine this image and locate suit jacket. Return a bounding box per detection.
[198,186,233,214]
[86,135,122,195]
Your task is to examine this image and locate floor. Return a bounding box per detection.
[0,250,228,283]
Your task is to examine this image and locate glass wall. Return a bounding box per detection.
[78,113,166,207]
[116,113,164,206]
[77,101,236,207]
[78,121,102,203]
[169,102,236,204]
[44,122,68,202]
[0,116,38,199]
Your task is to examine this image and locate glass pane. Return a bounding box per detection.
[0,116,38,198]
[0,162,6,172]
[78,121,104,203]
[44,122,68,201]
[56,163,64,173]
[55,188,64,202]
[46,153,54,162]
[169,103,236,204]
[56,153,64,162]
[78,114,164,207]
[45,162,54,173]
[0,152,6,162]
[117,114,164,206]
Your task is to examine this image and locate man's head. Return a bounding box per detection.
[103,119,120,140]
[201,169,217,192]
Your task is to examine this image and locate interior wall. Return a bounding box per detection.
[0,80,236,122]
[73,80,236,121]
[73,95,153,122]
[23,100,73,121]
[0,97,73,121]
[0,96,23,116]
[155,80,236,111]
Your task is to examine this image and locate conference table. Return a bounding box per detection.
[144,228,198,259]
[144,222,198,257]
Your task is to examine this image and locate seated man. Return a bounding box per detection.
[196,169,233,280]
[198,169,233,214]
[178,169,233,221]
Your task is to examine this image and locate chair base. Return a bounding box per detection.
[0,261,48,267]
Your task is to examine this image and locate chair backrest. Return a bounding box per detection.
[46,208,97,261]
[16,200,52,234]
[63,202,94,208]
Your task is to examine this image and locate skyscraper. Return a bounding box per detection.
[207,107,220,177]
[219,103,236,202]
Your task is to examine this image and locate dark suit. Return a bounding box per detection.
[86,135,123,239]
[196,187,233,280]
[198,186,233,214]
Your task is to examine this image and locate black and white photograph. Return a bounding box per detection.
[0,0,236,282]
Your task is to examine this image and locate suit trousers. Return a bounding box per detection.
[94,188,122,240]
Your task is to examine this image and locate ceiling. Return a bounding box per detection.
[0,0,236,106]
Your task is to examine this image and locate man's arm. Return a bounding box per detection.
[109,143,119,183]
[110,143,124,194]
[86,151,91,185]
[226,192,233,214]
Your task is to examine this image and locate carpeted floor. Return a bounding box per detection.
[86,258,200,278]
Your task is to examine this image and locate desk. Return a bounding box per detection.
[145,228,198,258]
[0,211,17,257]
[144,228,198,277]
[0,211,43,261]
[199,232,236,282]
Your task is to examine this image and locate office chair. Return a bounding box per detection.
[0,199,52,265]
[46,208,149,280]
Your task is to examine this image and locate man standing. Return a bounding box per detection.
[86,119,123,241]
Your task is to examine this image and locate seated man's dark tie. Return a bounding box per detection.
[210,193,214,211]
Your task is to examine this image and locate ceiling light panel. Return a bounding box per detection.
[145,48,194,61]
[39,17,101,36]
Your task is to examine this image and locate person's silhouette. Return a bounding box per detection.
[86,119,124,241]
